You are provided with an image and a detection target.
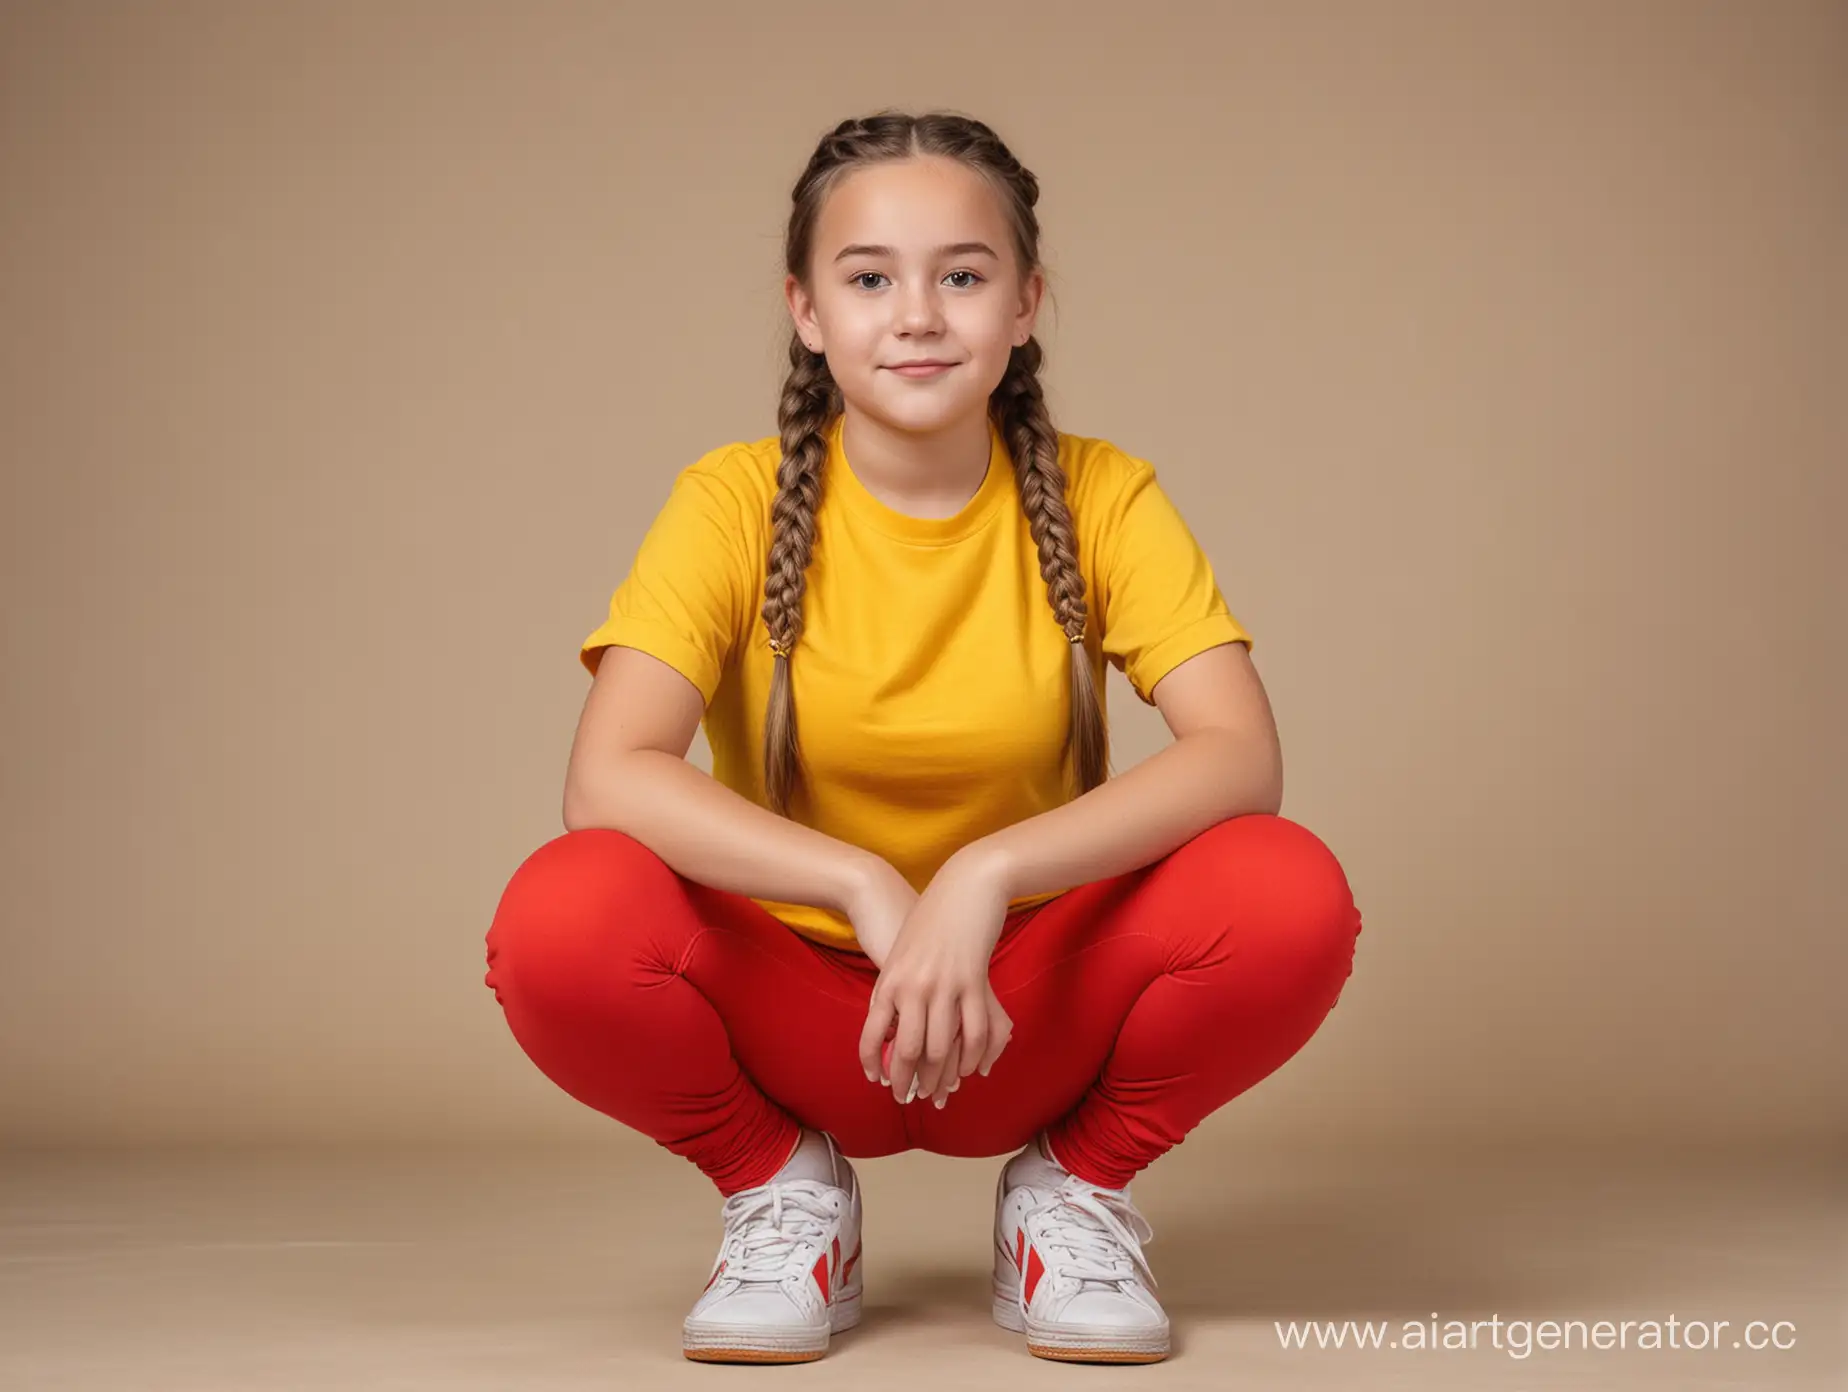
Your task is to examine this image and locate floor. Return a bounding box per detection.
[1,1138,1841,1389]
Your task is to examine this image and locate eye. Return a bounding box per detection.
[848,270,986,291]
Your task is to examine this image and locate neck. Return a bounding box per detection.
[838,405,993,519]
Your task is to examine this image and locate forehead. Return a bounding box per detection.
[817,157,1008,254]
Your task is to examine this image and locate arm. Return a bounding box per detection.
[861,640,1281,1107]
[564,645,884,914]
[955,641,1283,900]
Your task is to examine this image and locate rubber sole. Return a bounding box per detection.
[991,1281,1170,1363]
[682,1288,862,1363]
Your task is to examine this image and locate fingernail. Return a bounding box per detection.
[934,1096,946,1109]
[950,1078,960,1092]
[880,1074,889,1087]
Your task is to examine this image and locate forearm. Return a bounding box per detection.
[563,751,880,913]
[960,728,1284,901]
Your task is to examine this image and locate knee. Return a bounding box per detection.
[1172,814,1362,989]
[483,829,682,1000]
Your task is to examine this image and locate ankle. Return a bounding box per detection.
[1038,1131,1129,1192]
[766,1125,846,1189]
[780,1126,808,1170]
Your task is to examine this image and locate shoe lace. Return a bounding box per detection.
[1034,1176,1159,1292]
[720,1181,837,1284]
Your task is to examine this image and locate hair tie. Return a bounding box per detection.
[768,637,791,659]
[1069,626,1086,645]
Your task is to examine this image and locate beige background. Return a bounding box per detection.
[3,0,1844,1166]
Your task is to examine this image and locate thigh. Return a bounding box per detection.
[675,879,911,1160]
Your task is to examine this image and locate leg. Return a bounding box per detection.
[918,814,1362,1186]
[483,829,905,1194]
[1044,814,1362,1186]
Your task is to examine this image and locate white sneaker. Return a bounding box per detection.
[682,1133,863,1363]
[991,1141,1170,1362]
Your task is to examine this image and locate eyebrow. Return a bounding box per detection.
[832,241,1001,263]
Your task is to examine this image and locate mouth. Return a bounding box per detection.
[885,360,959,374]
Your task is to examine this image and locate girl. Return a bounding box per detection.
[484,110,1362,1366]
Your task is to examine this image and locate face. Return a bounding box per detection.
[786,156,1043,435]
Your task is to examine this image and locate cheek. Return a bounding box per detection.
[830,314,885,363]
[958,303,1019,352]
[962,325,1019,382]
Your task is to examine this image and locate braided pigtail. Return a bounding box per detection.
[760,335,841,816]
[993,341,1110,798]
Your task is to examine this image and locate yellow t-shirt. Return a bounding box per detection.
[579,412,1252,951]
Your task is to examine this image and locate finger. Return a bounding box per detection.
[919,991,960,1105]
[979,994,1012,1077]
[930,1017,964,1108]
[890,998,926,1106]
[859,986,895,1083]
[956,992,988,1082]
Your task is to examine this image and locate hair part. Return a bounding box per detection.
[763,110,1109,817]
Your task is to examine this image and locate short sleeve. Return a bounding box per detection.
[578,460,754,705]
[1098,458,1253,705]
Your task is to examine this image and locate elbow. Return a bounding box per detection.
[561,775,600,834]
[562,797,615,835]
[562,756,632,833]
[561,787,613,835]
[1247,773,1284,819]
[1192,727,1283,819]
[1254,738,1285,817]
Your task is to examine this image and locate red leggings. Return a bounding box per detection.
[484,814,1361,1197]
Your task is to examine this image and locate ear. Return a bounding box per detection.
[1013,266,1045,346]
[785,274,824,354]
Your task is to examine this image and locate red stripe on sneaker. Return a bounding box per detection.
[842,1240,862,1282]
[1024,1245,1046,1305]
[811,1251,831,1302]
[703,1258,726,1292]
[1015,1227,1026,1273]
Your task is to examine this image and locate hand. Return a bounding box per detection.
[857,850,1014,1109]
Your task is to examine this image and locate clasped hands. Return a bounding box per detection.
[846,850,1014,1110]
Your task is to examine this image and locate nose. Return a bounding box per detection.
[895,279,945,335]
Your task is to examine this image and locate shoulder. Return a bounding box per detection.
[652,435,784,554]
[677,434,781,507]
[632,437,781,579]
[1054,429,1158,520]
[1058,427,1154,480]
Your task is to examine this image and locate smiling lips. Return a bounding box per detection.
[888,360,957,377]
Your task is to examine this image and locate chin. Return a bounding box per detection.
[869,410,946,439]
[864,392,980,435]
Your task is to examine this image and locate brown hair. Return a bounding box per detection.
[762,110,1109,817]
